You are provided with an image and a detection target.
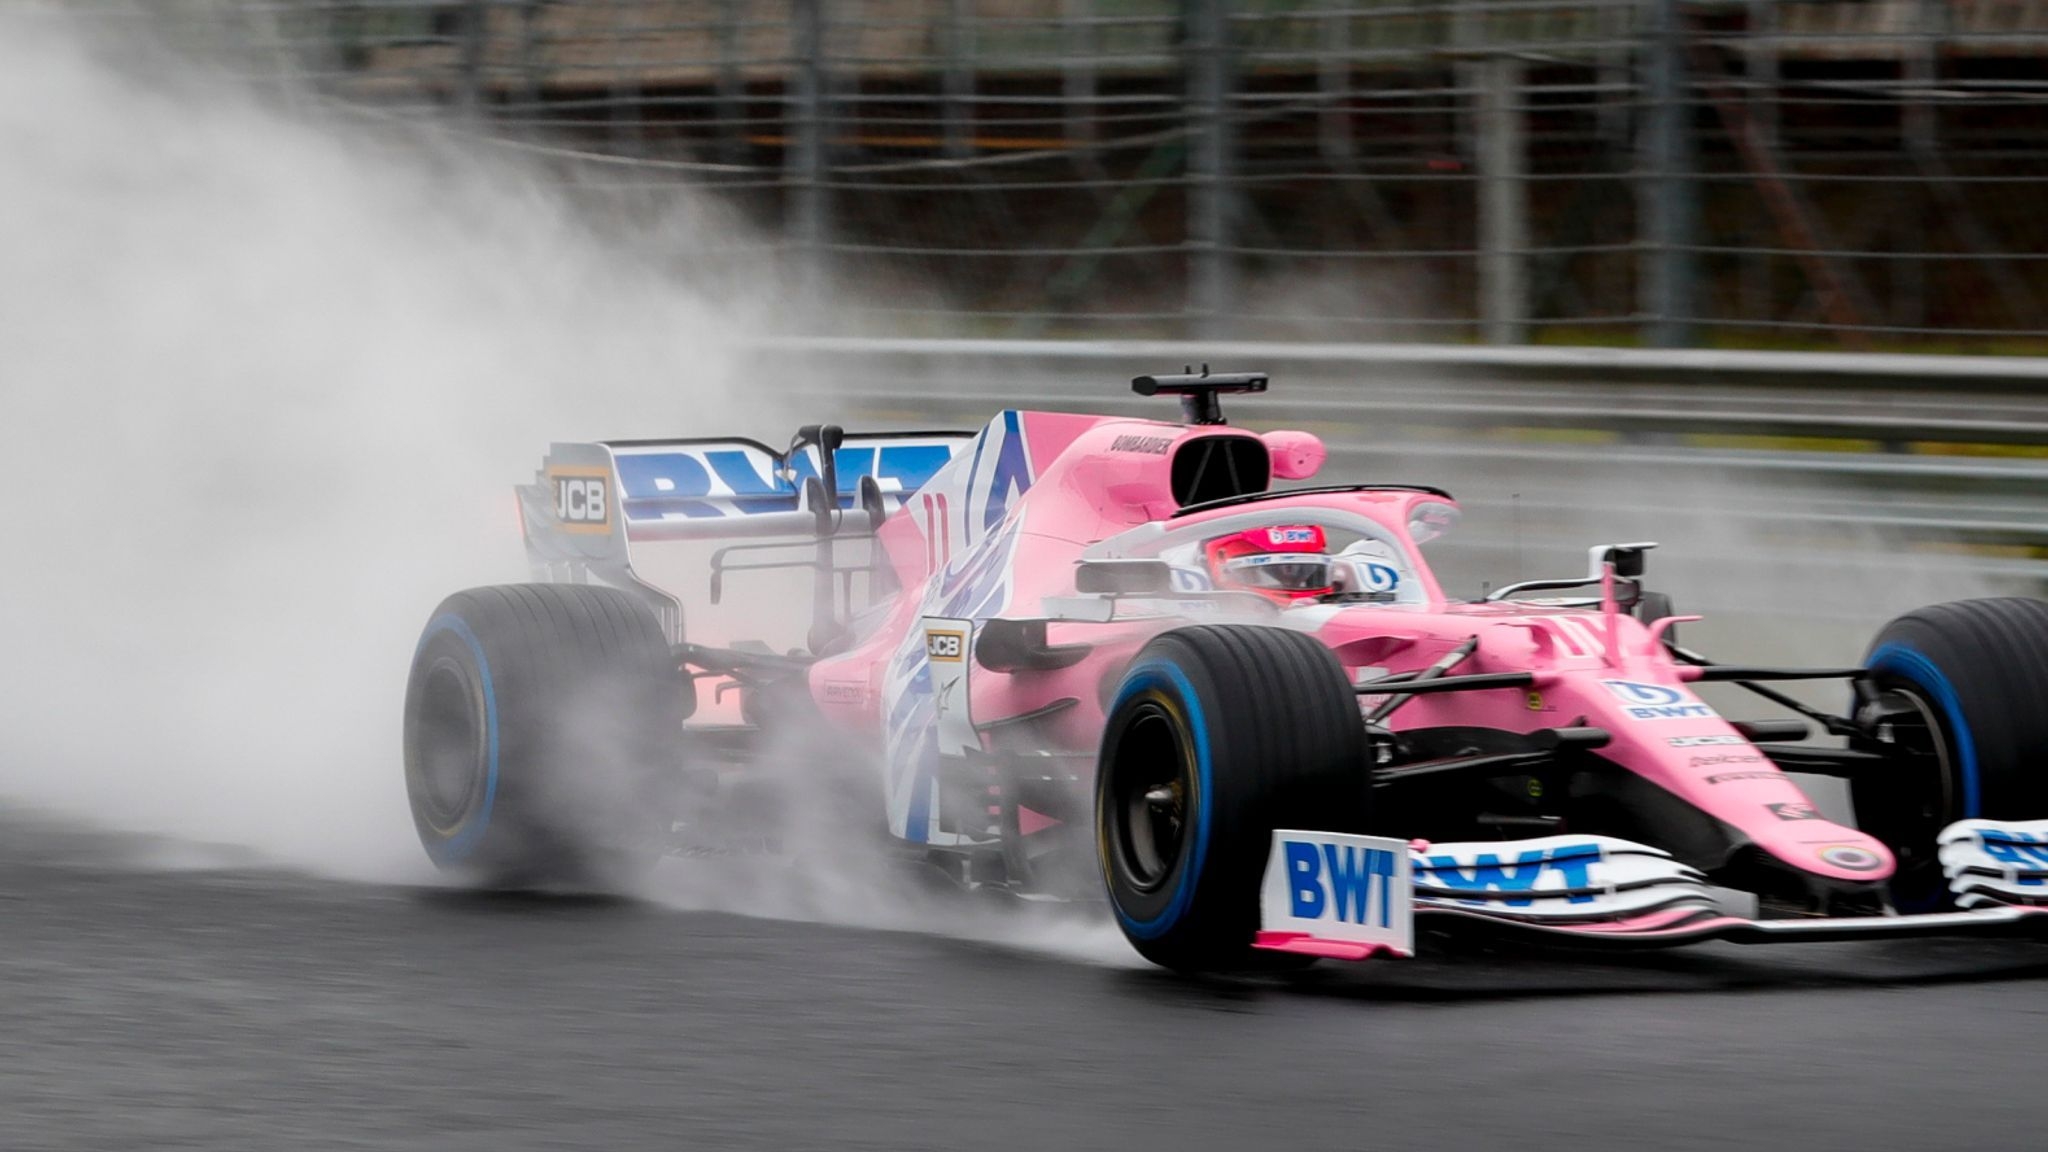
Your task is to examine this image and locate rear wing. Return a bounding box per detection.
[518,430,971,553]
[517,428,972,649]
[609,431,969,541]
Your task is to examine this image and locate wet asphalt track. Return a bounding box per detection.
[7,817,2048,1152]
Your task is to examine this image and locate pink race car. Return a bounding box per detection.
[404,371,2048,970]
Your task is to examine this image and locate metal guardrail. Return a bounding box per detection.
[765,336,2048,383]
[751,338,2048,619]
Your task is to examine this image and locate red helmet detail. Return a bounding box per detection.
[1203,525,1332,604]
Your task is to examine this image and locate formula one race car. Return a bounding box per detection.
[404,371,2048,970]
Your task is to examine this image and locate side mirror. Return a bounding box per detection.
[1589,541,1657,579]
[1260,429,1326,481]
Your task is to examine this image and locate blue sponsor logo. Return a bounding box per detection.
[613,443,955,521]
[1603,680,1683,706]
[1422,843,1600,907]
[1360,562,1400,593]
[1981,829,2048,884]
[972,410,1033,533]
[1169,567,1214,592]
[1284,840,1400,928]
[1601,679,1715,721]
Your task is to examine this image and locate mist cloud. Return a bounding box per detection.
[0,9,783,877]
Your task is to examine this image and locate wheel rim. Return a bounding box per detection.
[416,659,485,831]
[1108,702,1193,893]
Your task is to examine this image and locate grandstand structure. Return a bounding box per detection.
[187,2,2048,345]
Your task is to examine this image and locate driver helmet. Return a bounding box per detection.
[1203,524,1332,604]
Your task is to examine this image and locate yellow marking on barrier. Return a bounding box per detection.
[1912,542,2048,560]
[1481,426,1620,445]
[1679,434,1884,454]
[1386,425,1476,442]
[1382,424,1625,446]
[1906,441,2048,459]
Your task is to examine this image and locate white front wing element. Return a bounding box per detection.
[1260,831,1415,957]
[1258,832,1723,953]
[1260,828,2048,958]
[1410,835,1720,925]
[1940,819,2048,908]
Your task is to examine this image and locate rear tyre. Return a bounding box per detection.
[403,583,689,888]
[1095,625,1370,971]
[1851,597,2048,909]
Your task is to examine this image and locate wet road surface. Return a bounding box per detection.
[5,817,2048,1151]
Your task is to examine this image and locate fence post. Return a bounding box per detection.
[456,0,487,114]
[608,1,644,156]
[1064,0,1096,148]
[788,0,829,318]
[1640,0,1698,347]
[1186,0,1235,337]
[943,0,975,158]
[1898,0,1943,327]
[1740,0,1777,324]
[1477,56,1529,344]
[1903,0,1940,154]
[718,0,745,164]
[515,1,541,113]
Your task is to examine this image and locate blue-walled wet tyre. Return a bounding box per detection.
[1095,625,1370,971]
[1852,597,2048,910]
[403,583,689,888]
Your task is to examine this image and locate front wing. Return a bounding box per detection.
[1253,822,2048,960]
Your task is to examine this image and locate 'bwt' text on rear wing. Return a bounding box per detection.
[522,428,971,545]
[517,426,972,648]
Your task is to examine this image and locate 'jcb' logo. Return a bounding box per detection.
[926,631,965,661]
[550,471,610,533]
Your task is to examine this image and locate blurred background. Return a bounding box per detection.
[104,0,2048,348]
[72,0,2048,635]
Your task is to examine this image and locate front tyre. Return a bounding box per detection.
[1852,597,2048,909]
[1095,625,1369,971]
[403,583,689,888]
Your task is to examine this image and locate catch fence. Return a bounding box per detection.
[88,0,2048,348]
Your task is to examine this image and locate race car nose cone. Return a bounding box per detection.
[1746,825,1897,886]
